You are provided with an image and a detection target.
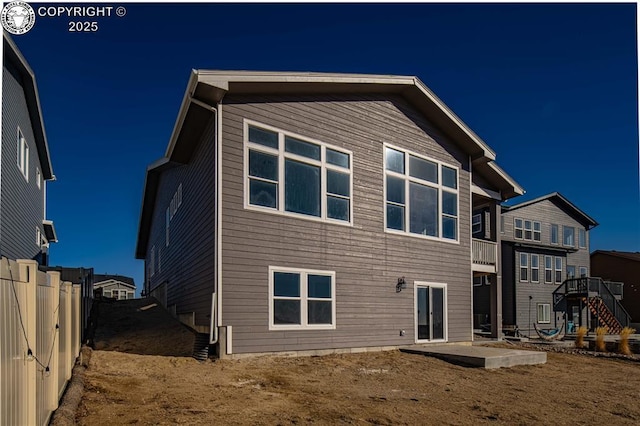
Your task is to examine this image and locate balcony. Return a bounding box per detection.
[472,238,497,273]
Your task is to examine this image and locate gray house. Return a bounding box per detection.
[94,274,136,300]
[135,71,523,358]
[491,193,601,335]
[1,34,57,264]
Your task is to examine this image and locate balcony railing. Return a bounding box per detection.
[472,238,497,266]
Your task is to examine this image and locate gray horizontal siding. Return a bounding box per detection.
[220,94,473,354]
[1,61,44,262]
[145,117,216,326]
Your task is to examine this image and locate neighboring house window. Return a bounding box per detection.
[544,256,553,283]
[514,218,523,239]
[537,304,551,324]
[563,226,575,247]
[578,229,586,248]
[554,257,563,283]
[165,207,170,247]
[384,146,459,240]
[36,227,41,248]
[533,221,541,241]
[36,168,41,189]
[567,265,576,279]
[550,224,559,245]
[245,121,352,223]
[472,214,482,234]
[500,216,505,234]
[524,220,532,240]
[531,254,539,283]
[150,245,156,277]
[17,128,29,181]
[519,253,528,282]
[269,267,336,330]
[579,267,588,278]
[103,290,112,298]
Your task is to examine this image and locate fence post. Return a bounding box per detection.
[73,285,81,357]
[63,282,73,381]
[17,259,37,426]
[47,271,61,412]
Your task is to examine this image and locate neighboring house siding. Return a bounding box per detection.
[591,253,640,323]
[0,59,44,261]
[501,199,591,329]
[146,117,216,326]
[220,94,472,354]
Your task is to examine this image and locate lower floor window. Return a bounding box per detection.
[537,303,551,323]
[269,267,336,330]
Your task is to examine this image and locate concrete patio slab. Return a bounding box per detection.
[401,345,547,369]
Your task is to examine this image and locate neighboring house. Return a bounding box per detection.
[591,250,640,327]
[135,71,523,358]
[94,274,136,300]
[1,33,57,264]
[487,192,604,335]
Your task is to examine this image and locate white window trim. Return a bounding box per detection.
[531,254,540,283]
[554,256,563,284]
[537,303,551,324]
[578,228,586,249]
[36,227,41,248]
[544,255,553,284]
[579,266,588,278]
[244,119,353,227]
[414,281,448,343]
[524,220,532,240]
[268,266,336,331]
[550,224,559,245]
[36,167,41,189]
[533,221,541,241]
[519,252,529,282]
[563,226,575,247]
[514,218,523,240]
[17,127,29,182]
[383,143,460,244]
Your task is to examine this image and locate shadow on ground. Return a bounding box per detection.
[91,297,196,357]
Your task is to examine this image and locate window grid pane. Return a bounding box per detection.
[385,148,405,173]
[285,136,321,160]
[249,125,279,148]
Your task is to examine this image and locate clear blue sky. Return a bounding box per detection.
[10,3,639,294]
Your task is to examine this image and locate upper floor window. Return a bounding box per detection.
[555,257,563,283]
[531,254,539,283]
[579,266,588,278]
[567,265,576,279]
[524,220,532,240]
[578,229,586,248]
[245,121,352,224]
[500,216,505,234]
[17,128,29,181]
[36,168,41,189]
[533,221,541,241]
[519,253,528,282]
[384,146,458,241]
[544,256,553,283]
[514,218,523,239]
[551,224,559,245]
[563,226,575,247]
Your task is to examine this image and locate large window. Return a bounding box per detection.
[245,121,352,224]
[269,267,336,330]
[578,229,586,248]
[555,257,563,283]
[563,226,575,247]
[551,224,559,245]
[17,128,29,181]
[384,146,459,241]
[537,303,551,324]
[519,253,528,282]
[545,256,553,283]
[531,254,539,283]
[516,218,540,242]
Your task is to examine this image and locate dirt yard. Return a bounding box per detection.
[77,299,640,425]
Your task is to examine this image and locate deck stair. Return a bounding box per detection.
[584,297,623,334]
[192,333,210,361]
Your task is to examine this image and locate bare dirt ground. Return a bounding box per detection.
[77,299,640,425]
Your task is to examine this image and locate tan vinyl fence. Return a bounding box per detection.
[0,258,82,426]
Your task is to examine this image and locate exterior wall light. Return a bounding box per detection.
[396,277,407,293]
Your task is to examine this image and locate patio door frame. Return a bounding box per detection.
[414,282,448,343]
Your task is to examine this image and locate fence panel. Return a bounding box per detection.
[0,258,83,426]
